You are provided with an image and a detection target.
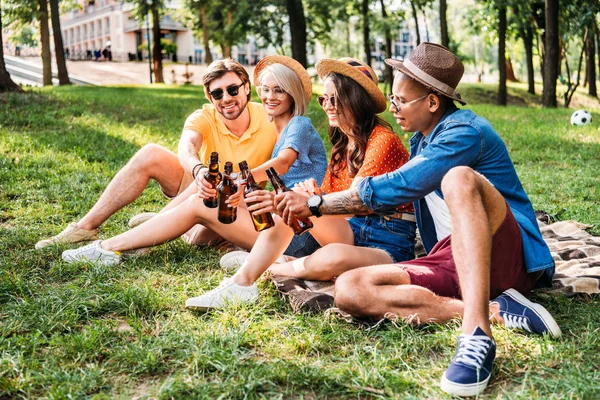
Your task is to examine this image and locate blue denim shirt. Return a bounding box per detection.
[358,105,554,287]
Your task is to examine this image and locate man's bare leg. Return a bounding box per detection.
[77,144,184,230]
[334,265,464,323]
[440,166,507,337]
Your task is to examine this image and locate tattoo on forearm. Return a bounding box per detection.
[321,188,370,215]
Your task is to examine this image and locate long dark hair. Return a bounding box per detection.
[327,73,392,178]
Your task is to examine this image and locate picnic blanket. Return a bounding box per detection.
[270,215,600,313]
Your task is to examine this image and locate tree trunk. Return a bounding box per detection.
[410,1,421,46]
[542,0,559,107]
[439,0,449,48]
[506,58,518,82]
[380,0,393,89]
[285,0,308,67]
[0,7,23,92]
[596,22,600,95]
[586,28,597,97]
[49,0,70,85]
[421,5,430,42]
[523,25,535,94]
[151,5,164,83]
[498,5,507,105]
[200,5,212,64]
[362,0,372,66]
[38,0,52,86]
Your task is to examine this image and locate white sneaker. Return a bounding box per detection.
[128,212,158,228]
[219,251,295,272]
[62,240,122,266]
[220,251,251,271]
[35,222,98,249]
[185,278,258,310]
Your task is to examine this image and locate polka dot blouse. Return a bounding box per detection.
[321,125,414,213]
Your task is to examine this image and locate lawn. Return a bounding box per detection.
[1,83,600,399]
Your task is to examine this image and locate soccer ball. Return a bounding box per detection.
[570,110,592,126]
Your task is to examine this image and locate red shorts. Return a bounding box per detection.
[398,206,540,300]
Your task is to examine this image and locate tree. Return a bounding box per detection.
[410,0,421,45]
[125,0,165,82]
[497,3,507,105]
[585,27,596,96]
[151,1,164,82]
[199,0,212,63]
[542,0,559,107]
[38,0,52,85]
[286,0,308,67]
[379,0,393,88]
[0,4,23,92]
[49,0,70,85]
[362,0,372,66]
[439,0,449,47]
[512,1,537,94]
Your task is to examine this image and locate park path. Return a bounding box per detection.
[12,56,258,86]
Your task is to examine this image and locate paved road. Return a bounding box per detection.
[12,56,258,86]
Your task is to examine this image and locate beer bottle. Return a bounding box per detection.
[203,152,221,208]
[266,167,313,235]
[217,161,238,224]
[239,161,275,232]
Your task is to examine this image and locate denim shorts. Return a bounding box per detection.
[284,214,416,263]
[284,231,322,258]
[348,214,416,263]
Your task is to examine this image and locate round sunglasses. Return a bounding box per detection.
[318,95,336,108]
[208,82,245,100]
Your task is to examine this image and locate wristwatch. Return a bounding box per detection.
[307,194,323,218]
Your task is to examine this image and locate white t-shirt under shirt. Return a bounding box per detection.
[424,190,452,241]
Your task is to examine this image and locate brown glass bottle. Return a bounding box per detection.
[239,161,275,232]
[203,152,221,208]
[266,167,313,235]
[217,161,238,224]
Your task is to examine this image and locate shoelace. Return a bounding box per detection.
[454,335,493,369]
[71,241,101,256]
[502,313,532,332]
[204,279,233,296]
[53,225,79,240]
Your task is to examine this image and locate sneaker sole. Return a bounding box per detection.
[185,295,259,311]
[440,371,490,397]
[504,288,562,338]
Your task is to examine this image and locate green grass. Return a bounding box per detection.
[1,83,600,399]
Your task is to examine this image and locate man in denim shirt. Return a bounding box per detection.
[275,43,560,397]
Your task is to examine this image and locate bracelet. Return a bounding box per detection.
[191,163,207,179]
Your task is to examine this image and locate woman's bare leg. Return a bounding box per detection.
[232,215,355,285]
[101,195,260,252]
[269,243,393,281]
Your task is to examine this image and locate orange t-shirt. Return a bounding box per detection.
[321,125,413,213]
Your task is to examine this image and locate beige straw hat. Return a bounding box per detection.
[315,57,387,113]
[253,55,313,102]
[385,42,466,105]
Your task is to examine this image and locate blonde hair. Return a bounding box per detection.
[257,64,307,116]
[202,58,251,101]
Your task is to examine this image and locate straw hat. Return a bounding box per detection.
[253,55,312,102]
[316,57,386,113]
[385,42,466,105]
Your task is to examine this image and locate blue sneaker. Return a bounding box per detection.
[440,327,496,397]
[491,289,561,338]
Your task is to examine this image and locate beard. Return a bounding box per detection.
[218,97,247,121]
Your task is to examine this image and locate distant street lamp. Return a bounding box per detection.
[146,1,153,83]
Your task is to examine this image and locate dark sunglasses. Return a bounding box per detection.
[208,82,245,100]
[318,95,336,108]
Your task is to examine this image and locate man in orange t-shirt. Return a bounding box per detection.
[36,59,277,249]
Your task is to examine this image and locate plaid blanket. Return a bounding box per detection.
[270,216,600,313]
